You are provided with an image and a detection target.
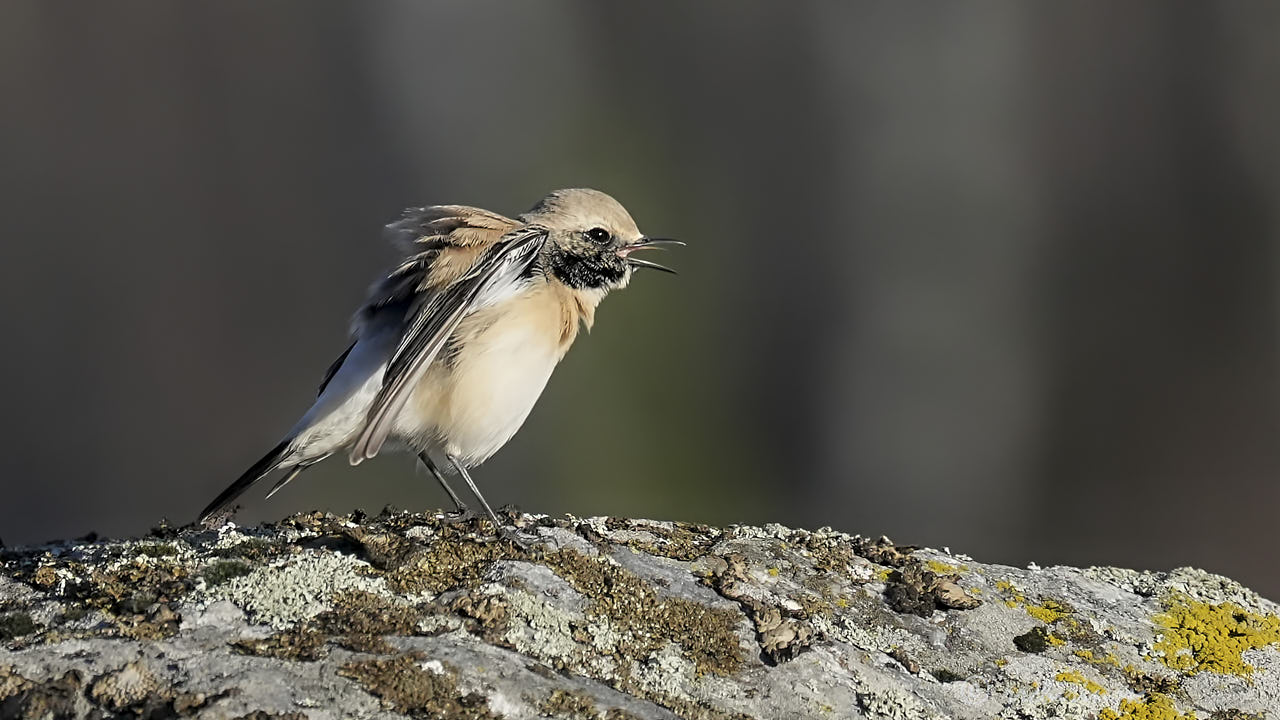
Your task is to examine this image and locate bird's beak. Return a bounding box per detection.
[618,237,684,274]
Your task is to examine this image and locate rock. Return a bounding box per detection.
[0,510,1277,719]
[88,660,164,711]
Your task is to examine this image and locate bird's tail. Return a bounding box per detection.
[197,440,292,525]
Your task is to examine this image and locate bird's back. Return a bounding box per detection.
[279,205,523,459]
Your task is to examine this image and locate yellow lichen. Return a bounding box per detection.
[926,560,968,574]
[767,567,780,577]
[995,579,1078,631]
[1098,694,1195,720]
[1076,648,1121,667]
[1150,593,1280,676]
[1025,600,1071,624]
[996,580,1024,608]
[1054,670,1106,694]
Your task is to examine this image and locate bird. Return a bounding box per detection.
[197,188,680,539]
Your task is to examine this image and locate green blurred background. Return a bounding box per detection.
[5,2,1280,597]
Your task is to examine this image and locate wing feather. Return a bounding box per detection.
[348,225,547,463]
[316,341,355,397]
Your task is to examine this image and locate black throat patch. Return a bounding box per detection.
[545,246,626,289]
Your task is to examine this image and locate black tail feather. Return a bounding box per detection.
[197,440,290,525]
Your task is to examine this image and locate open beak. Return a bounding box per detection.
[618,237,684,274]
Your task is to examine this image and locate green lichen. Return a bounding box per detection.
[0,668,83,717]
[601,710,647,720]
[211,537,282,562]
[90,559,192,614]
[232,627,328,661]
[1123,665,1181,695]
[202,560,253,586]
[55,605,89,624]
[598,519,723,562]
[543,548,744,678]
[230,590,424,659]
[315,590,425,654]
[703,551,816,664]
[0,612,38,640]
[1150,593,1280,676]
[882,562,979,617]
[15,556,193,640]
[1099,694,1196,720]
[794,529,862,576]
[1207,711,1263,720]
[321,590,424,633]
[537,689,601,719]
[792,591,837,625]
[338,653,499,719]
[385,533,525,595]
[135,543,178,558]
[932,668,967,683]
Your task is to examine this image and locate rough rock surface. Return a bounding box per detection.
[2,510,1279,719]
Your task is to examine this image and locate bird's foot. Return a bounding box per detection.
[496,524,541,552]
[436,505,478,525]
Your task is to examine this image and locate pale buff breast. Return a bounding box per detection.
[403,282,581,465]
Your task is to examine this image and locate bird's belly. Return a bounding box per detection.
[442,342,557,464]
[404,293,566,465]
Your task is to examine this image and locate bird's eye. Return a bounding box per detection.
[586,227,611,244]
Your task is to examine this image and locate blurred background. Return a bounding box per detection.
[4,2,1280,596]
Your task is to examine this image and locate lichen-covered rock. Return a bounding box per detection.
[1,511,1278,719]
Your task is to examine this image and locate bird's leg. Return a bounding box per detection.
[417,451,472,521]
[446,454,536,547]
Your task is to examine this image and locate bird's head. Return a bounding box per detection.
[521,188,681,293]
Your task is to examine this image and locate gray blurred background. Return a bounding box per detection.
[4,2,1280,596]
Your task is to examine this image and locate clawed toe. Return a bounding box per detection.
[497,524,540,550]
[432,509,536,546]
[436,506,478,524]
